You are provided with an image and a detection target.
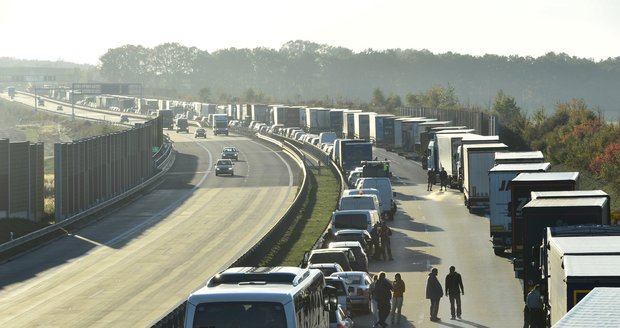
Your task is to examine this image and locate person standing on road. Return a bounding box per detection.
[445,265,464,320]
[379,221,394,261]
[524,284,545,328]
[374,271,393,327]
[426,267,443,322]
[389,273,406,325]
[439,167,448,191]
[370,222,382,260]
[369,274,379,326]
[427,169,435,191]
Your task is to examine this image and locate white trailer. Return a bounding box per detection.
[431,131,474,178]
[354,112,375,140]
[553,287,620,328]
[456,134,500,190]
[369,114,395,146]
[546,235,620,325]
[342,110,361,139]
[494,151,544,165]
[317,108,330,131]
[488,162,550,255]
[462,142,508,212]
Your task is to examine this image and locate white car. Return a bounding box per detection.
[331,271,373,313]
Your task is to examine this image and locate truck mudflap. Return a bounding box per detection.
[491,232,511,255]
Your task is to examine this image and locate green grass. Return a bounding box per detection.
[260,166,341,267]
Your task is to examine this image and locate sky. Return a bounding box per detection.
[1,0,619,65]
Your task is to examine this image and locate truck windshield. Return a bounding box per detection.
[192,301,286,328]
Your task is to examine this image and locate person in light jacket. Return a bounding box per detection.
[426,267,443,322]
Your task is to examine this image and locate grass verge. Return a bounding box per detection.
[259,166,340,267]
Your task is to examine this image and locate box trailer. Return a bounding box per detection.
[461,143,508,212]
[455,134,500,190]
[488,162,551,255]
[342,110,361,139]
[354,112,375,140]
[429,130,474,174]
[495,150,544,165]
[369,114,394,146]
[552,287,620,328]
[329,109,344,137]
[509,172,580,278]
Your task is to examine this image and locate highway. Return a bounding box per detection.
[0,131,302,327]
[348,147,524,328]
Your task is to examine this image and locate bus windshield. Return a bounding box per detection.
[192,301,287,328]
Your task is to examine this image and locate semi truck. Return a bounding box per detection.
[360,160,391,178]
[353,112,375,140]
[488,162,551,255]
[337,140,373,174]
[521,193,611,300]
[427,130,474,176]
[461,142,508,212]
[540,225,620,325]
[342,110,361,139]
[158,109,174,130]
[7,86,16,99]
[212,114,229,135]
[552,287,620,327]
[175,117,189,133]
[455,134,500,191]
[328,109,344,137]
[509,172,579,278]
[494,150,544,165]
[369,114,394,147]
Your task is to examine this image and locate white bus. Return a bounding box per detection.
[184,266,336,328]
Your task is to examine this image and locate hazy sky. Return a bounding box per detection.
[1,0,619,65]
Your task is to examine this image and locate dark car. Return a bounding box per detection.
[221,147,239,161]
[328,241,369,272]
[303,248,356,271]
[215,159,234,176]
[333,229,373,255]
[194,128,207,138]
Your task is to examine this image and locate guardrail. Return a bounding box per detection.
[150,129,308,328]
[0,138,176,262]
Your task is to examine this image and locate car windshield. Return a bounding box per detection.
[192,302,286,328]
[325,280,347,296]
[333,214,368,229]
[217,160,232,166]
[223,148,236,152]
[339,198,375,210]
[335,274,363,285]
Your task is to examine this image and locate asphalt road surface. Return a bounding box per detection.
[0,131,301,327]
[347,147,524,328]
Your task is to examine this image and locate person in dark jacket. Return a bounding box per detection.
[370,222,381,260]
[379,221,393,261]
[426,267,443,322]
[439,167,448,191]
[445,265,465,320]
[427,169,435,191]
[373,271,393,327]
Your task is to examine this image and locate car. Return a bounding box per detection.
[194,128,207,138]
[221,147,239,161]
[119,115,129,123]
[330,304,354,328]
[215,159,234,176]
[56,105,63,111]
[308,263,345,277]
[333,229,373,255]
[347,168,364,188]
[303,248,357,272]
[328,241,369,272]
[331,271,373,314]
[324,276,352,315]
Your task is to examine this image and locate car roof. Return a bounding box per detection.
[310,248,351,254]
[334,229,371,236]
[329,241,363,248]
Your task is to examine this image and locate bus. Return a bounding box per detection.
[184,266,336,328]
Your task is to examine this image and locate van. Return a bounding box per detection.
[331,209,380,234]
[356,177,396,220]
[338,194,380,214]
[328,241,369,272]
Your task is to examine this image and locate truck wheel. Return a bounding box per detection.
[494,248,505,256]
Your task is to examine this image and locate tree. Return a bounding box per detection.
[372,88,385,107]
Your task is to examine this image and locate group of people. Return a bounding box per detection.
[368,266,465,326]
[369,272,406,327]
[426,266,465,322]
[370,221,393,261]
[427,167,449,191]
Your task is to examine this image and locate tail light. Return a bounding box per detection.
[337,324,345,328]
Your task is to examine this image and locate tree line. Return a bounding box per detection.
[97,40,620,120]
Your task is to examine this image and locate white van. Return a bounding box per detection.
[356,177,397,220]
[338,194,380,214]
[331,209,380,234]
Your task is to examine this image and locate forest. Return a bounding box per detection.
[91,40,620,120]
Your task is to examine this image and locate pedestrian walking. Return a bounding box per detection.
[439,167,448,191]
[427,169,435,191]
[445,265,464,320]
[379,221,393,261]
[374,271,393,327]
[389,273,405,324]
[426,267,443,322]
[524,284,545,328]
[369,274,379,326]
